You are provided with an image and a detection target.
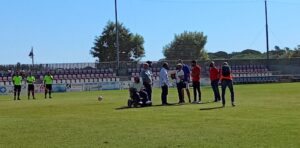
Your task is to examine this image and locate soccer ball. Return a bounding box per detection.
[98,96,104,101]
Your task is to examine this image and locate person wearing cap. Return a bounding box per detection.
[159,62,170,105]
[176,63,185,104]
[191,60,201,103]
[220,62,235,107]
[140,62,153,102]
[178,59,191,103]
[26,72,36,99]
[44,71,53,99]
[12,71,22,100]
[209,61,221,102]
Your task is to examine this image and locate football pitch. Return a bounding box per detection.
[0,83,299,148]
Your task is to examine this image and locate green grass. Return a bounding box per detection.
[0,83,299,148]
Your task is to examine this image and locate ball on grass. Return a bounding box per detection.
[98,96,104,102]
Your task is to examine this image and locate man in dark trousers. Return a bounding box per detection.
[140,62,153,102]
[191,60,201,103]
[175,64,185,104]
[209,61,221,102]
[221,62,235,107]
[12,71,22,100]
[159,62,170,105]
[178,59,191,103]
[26,72,36,99]
[44,71,53,99]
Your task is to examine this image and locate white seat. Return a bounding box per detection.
[107,78,111,82]
[71,79,76,84]
[89,78,94,83]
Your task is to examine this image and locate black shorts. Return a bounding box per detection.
[14,85,21,92]
[183,81,190,89]
[176,81,185,89]
[28,84,34,91]
[45,84,52,91]
[192,81,200,88]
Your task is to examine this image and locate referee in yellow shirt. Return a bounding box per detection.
[44,71,53,99]
[27,72,36,99]
[12,71,22,100]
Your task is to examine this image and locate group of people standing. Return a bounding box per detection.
[164,60,235,107]
[163,60,202,105]
[130,60,235,107]
[12,71,54,100]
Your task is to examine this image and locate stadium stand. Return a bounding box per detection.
[0,65,118,86]
[1,58,300,86]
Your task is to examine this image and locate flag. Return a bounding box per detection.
[29,47,34,58]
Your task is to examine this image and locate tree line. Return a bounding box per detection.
[91,22,300,62]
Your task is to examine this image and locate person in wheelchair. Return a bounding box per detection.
[128,76,152,107]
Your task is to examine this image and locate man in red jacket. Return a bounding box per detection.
[209,61,221,102]
[191,60,201,103]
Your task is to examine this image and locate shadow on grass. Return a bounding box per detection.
[200,106,224,111]
[176,101,217,105]
[115,103,182,110]
[115,101,221,110]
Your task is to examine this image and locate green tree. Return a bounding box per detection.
[241,49,262,55]
[230,49,263,59]
[292,45,300,57]
[91,21,145,62]
[163,31,208,60]
[208,51,229,60]
[269,46,289,59]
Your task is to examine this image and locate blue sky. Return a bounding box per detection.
[0,0,299,64]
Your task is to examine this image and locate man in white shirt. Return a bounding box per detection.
[176,64,185,104]
[159,62,170,105]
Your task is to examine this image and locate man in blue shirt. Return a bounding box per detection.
[178,59,191,103]
[140,62,153,102]
[159,62,170,105]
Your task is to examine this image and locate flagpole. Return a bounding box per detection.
[31,46,34,66]
[32,53,34,66]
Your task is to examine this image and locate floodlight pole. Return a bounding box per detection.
[265,0,270,69]
[115,0,120,70]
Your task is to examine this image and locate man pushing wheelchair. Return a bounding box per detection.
[128,76,152,108]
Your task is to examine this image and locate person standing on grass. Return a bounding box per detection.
[44,71,53,99]
[221,62,235,107]
[191,60,201,103]
[26,72,36,99]
[175,64,185,104]
[12,71,22,100]
[209,61,221,102]
[140,62,153,102]
[178,59,191,103]
[159,62,170,105]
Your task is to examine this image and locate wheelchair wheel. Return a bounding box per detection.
[127,99,133,108]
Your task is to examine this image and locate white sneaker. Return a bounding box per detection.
[192,101,198,104]
[146,101,152,104]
